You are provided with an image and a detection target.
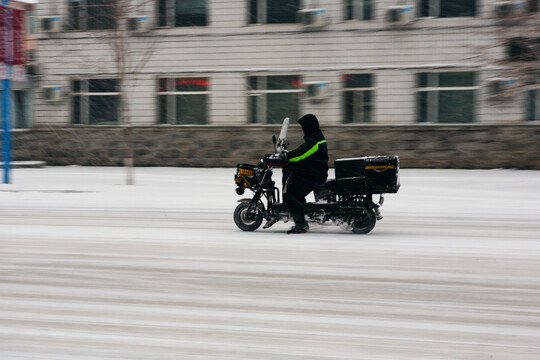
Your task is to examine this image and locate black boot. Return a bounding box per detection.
[287,223,309,234]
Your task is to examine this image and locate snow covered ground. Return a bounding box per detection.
[1,166,540,359]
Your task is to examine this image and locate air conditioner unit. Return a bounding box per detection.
[386,6,415,26]
[43,86,64,102]
[26,62,40,76]
[297,9,327,28]
[42,17,62,33]
[495,1,524,17]
[304,82,329,102]
[128,17,150,33]
[486,78,518,99]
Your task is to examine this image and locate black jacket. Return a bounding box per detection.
[286,114,329,183]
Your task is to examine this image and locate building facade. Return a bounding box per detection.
[32,0,539,128]
[8,0,537,169]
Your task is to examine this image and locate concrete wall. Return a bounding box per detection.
[11,125,540,169]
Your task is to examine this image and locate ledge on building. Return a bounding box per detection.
[0,161,47,168]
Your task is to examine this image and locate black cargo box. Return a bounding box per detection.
[334,157,366,179]
[335,176,367,196]
[364,156,400,193]
[334,156,400,194]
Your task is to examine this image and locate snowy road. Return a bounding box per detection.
[1,167,540,359]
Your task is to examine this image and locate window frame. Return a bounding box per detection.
[248,0,301,25]
[525,85,540,121]
[67,0,118,31]
[341,73,375,123]
[27,10,36,34]
[157,0,209,28]
[527,0,539,13]
[417,0,477,18]
[156,77,211,125]
[508,37,540,62]
[71,78,121,125]
[344,0,374,21]
[416,71,478,124]
[246,74,304,124]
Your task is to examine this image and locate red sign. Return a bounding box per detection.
[176,78,211,87]
[0,5,6,67]
[1,5,26,81]
[12,8,25,66]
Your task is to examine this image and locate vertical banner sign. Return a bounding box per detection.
[0,5,5,79]
[12,8,25,81]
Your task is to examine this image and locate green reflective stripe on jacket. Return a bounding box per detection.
[289,140,327,163]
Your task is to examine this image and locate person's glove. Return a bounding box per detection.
[263,152,289,167]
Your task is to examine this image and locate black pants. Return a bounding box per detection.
[283,173,323,226]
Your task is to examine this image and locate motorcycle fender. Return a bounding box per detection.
[237,198,267,215]
[237,198,253,204]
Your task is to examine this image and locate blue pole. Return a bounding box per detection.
[2,0,12,184]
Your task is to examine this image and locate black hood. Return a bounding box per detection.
[297,114,320,135]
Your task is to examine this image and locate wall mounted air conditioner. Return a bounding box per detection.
[304,82,329,102]
[43,86,64,102]
[495,1,524,17]
[128,17,150,33]
[386,6,415,26]
[42,17,62,33]
[297,9,327,28]
[486,78,518,99]
[26,62,40,76]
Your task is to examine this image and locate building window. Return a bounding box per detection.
[342,74,374,123]
[158,0,208,27]
[249,0,300,24]
[72,79,120,125]
[27,50,36,63]
[416,72,476,123]
[0,90,31,129]
[418,0,476,18]
[27,10,36,34]
[344,0,373,20]
[67,0,117,31]
[247,75,302,124]
[526,89,540,121]
[157,77,210,125]
[528,0,539,13]
[508,38,540,62]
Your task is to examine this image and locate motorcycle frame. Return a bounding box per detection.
[241,163,379,225]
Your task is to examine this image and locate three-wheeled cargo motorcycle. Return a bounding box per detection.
[233,118,400,234]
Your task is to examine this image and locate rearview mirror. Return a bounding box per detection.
[272,135,277,144]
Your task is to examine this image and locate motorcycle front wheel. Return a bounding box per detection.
[351,209,377,234]
[234,202,264,231]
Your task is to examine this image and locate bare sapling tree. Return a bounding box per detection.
[101,0,156,185]
[486,2,540,105]
[46,0,156,184]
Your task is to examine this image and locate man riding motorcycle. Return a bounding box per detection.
[280,114,329,234]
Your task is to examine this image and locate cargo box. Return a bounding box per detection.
[335,176,367,196]
[334,157,366,179]
[334,156,400,194]
[364,156,400,193]
[235,163,257,188]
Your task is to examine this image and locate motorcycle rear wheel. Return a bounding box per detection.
[234,202,264,231]
[351,210,377,234]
